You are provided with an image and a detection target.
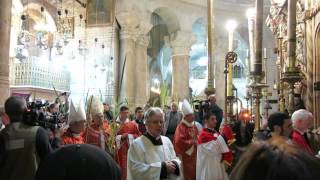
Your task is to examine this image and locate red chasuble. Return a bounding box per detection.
[61,128,84,145]
[115,121,141,180]
[291,129,315,155]
[84,121,110,148]
[173,120,198,180]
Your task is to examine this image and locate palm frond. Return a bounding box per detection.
[119,55,127,93]
[159,82,170,107]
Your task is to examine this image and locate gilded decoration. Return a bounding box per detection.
[56,17,75,39]
[86,0,114,26]
[266,0,306,72]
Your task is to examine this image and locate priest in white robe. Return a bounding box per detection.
[127,107,182,180]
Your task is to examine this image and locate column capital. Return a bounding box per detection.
[136,35,150,47]
[170,30,196,56]
[136,22,152,46]
[120,28,139,41]
[117,11,140,41]
[118,16,152,42]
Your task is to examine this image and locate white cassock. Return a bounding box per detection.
[127,135,182,180]
[196,134,229,180]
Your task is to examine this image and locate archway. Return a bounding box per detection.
[147,7,180,106]
[189,18,207,96]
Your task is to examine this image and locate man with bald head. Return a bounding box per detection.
[163,102,183,141]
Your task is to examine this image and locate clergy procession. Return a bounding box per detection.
[1,94,320,180]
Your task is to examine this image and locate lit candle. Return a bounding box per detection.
[264,48,267,59]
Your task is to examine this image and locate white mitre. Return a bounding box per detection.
[88,95,104,116]
[68,100,86,124]
[181,99,194,116]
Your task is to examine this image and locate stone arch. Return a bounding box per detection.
[23,3,57,32]
[192,18,206,43]
[147,7,180,105]
[151,7,180,34]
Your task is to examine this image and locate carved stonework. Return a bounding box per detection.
[170,31,196,56]
[136,35,150,47]
[120,28,139,41]
[267,0,306,73]
[304,2,320,20]
[296,0,306,69]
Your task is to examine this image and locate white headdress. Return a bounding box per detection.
[181,99,193,116]
[87,95,104,116]
[68,100,86,124]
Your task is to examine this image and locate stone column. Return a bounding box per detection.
[305,0,314,123]
[170,31,195,101]
[0,0,12,105]
[119,28,138,110]
[206,0,215,95]
[252,0,263,76]
[287,0,297,71]
[135,34,150,107]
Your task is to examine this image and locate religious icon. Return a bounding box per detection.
[57,17,75,39]
[86,0,114,26]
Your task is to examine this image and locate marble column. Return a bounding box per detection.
[135,34,150,107]
[170,31,196,101]
[119,28,138,110]
[0,0,12,105]
[287,0,297,71]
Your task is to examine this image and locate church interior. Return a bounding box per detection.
[1,0,320,127]
[1,0,320,179]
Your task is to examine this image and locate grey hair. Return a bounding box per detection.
[291,109,313,124]
[144,107,164,124]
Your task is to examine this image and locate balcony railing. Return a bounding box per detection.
[10,58,70,92]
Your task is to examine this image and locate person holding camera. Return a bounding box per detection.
[0,96,52,180]
[44,103,63,149]
[199,94,223,131]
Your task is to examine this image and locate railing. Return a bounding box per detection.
[10,58,70,92]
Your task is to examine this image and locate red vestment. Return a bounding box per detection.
[84,121,110,149]
[115,121,141,180]
[291,129,314,155]
[173,121,198,180]
[61,128,84,145]
[197,128,233,166]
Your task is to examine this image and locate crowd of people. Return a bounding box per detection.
[0,94,320,180]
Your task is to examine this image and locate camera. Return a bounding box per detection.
[23,101,63,130]
[193,100,210,113]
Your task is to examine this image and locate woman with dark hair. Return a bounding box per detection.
[230,137,320,180]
